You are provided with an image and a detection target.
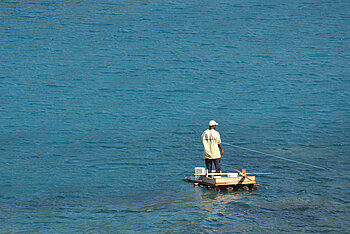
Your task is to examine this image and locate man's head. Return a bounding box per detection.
[209,120,219,129]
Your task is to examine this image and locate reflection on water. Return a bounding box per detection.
[194,187,255,219]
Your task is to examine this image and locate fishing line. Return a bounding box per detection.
[222,142,326,170]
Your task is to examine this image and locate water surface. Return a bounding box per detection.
[0,0,349,232]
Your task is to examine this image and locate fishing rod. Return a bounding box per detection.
[222,142,326,170]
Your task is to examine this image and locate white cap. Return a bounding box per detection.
[209,120,219,126]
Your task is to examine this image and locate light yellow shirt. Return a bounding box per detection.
[201,129,222,159]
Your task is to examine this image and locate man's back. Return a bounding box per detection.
[201,129,222,159]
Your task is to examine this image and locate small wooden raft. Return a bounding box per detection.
[185,169,270,192]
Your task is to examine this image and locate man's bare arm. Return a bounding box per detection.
[218,143,224,155]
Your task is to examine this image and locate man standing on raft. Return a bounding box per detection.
[201,120,224,174]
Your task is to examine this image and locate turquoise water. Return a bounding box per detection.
[1,0,349,232]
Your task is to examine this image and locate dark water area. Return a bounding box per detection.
[0,0,349,232]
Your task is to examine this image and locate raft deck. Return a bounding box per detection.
[185,169,259,191]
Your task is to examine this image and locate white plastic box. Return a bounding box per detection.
[227,173,238,177]
[194,167,206,175]
[194,167,205,179]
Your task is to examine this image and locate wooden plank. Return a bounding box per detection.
[215,176,256,185]
[202,176,256,186]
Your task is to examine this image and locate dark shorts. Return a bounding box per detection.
[205,158,221,173]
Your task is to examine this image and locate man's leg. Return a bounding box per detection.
[213,158,221,173]
[205,159,213,173]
